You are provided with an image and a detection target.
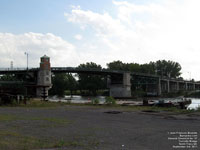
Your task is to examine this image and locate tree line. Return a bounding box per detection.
[49,60,182,96]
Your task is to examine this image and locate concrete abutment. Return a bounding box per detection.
[109,72,132,98]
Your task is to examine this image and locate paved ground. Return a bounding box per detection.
[0,105,199,150]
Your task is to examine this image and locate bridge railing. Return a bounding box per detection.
[0,68,27,71]
[0,68,38,71]
[0,68,39,75]
[51,67,125,74]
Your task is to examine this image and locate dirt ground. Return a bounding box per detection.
[0,105,199,150]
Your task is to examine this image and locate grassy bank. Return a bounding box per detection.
[2,98,198,114]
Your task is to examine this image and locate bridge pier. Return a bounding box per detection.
[179,82,185,91]
[157,78,161,96]
[177,82,180,91]
[36,55,52,98]
[109,72,131,98]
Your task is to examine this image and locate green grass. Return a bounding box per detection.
[0,113,71,128]
[0,113,94,150]
[0,114,19,121]
[0,129,99,150]
[53,140,84,148]
[36,100,200,114]
[0,131,88,150]
[23,99,67,108]
[42,117,71,125]
[2,98,200,114]
[0,130,43,150]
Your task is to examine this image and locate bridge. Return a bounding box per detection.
[0,55,200,98]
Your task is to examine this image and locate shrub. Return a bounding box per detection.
[91,98,99,105]
[0,95,16,105]
[104,96,116,105]
[197,106,200,112]
[66,100,71,104]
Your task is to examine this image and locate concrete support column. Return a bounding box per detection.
[157,78,161,95]
[167,80,170,93]
[109,72,131,98]
[193,83,195,90]
[177,82,179,91]
[185,82,188,91]
[197,84,200,90]
[161,80,167,92]
[188,83,191,90]
[122,72,131,97]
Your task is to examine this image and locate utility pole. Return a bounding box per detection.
[24,52,29,98]
[24,52,28,70]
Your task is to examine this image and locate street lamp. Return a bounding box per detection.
[24,52,28,70]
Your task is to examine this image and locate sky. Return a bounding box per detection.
[0,0,200,80]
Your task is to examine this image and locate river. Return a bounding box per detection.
[48,95,200,110]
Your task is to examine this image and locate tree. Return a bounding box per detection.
[139,63,155,74]
[77,62,107,95]
[49,73,78,97]
[127,63,141,72]
[107,60,182,78]
[107,60,127,71]
[65,73,77,96]
[49,73,68,97]
[107,61,155,74]
[153,60,181,78]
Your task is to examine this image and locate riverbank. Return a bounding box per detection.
[8,99,200,114]
[0,102,199,150]
[48,95,200,110]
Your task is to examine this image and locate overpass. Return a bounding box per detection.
[0,55,200,98]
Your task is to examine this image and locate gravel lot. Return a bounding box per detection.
[0,105,199,150]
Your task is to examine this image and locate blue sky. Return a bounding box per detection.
[0,0,157,41]
[0,0,200,80]
[0,0,114,41]
[1,0,76,39]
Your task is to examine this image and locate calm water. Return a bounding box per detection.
[48,95,200,110]
[187,98,200,110]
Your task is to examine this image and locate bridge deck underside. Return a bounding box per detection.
[1,67,200,97]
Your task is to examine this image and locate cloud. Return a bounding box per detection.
[74,34,82,40]
[65,9,126,37]
[1,1,200,80]
[65,0,200,80]
[0,32,80,68]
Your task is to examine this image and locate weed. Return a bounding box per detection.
[104,96,116,105]
[53,139,65,148]
[0,114,19,121]
[91,98,100,105]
